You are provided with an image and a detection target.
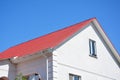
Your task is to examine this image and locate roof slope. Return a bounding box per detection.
[0,18,95,60]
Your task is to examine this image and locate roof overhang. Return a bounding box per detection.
[10,48,53,64]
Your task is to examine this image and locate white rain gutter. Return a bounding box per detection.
[42,48,53,80]
[42,55,48,80]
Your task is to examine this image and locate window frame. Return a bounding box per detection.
[89,39,97,58]
[69,74,81,80]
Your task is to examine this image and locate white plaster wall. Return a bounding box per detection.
[0,60,16,80]
[0,63,9,77]
[53,25,120,80]
[16,56,47,80]
[16,55,53,80]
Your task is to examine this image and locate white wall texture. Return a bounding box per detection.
[53,24,120,80]
[0,62,9,77]
[0,60,16,80]
[16,56,47,80]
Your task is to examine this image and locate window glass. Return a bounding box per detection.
[89,39,97,57]
[69,74,81,80]
[28,74,40,80]
[74,75,79,80]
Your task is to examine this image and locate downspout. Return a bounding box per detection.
[46,57,48,80]
[43,55,48,80]
[42,48,53,80]
[8,59,17,80]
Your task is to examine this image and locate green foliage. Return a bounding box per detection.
[15,73,27,80]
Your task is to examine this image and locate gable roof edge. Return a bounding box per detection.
[93,19,120,65]
[53,18,95,50]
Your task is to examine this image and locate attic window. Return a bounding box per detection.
[89,39,97,57]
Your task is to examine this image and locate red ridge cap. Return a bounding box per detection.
[0,18,95,60]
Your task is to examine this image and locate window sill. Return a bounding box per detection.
[89,54,97,58]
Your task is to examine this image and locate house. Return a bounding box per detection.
[0,18,120,80]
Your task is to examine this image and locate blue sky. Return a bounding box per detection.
[0,0,120,54]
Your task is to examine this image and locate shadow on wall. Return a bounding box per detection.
[0,60,16,80]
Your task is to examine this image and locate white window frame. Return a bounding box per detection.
[69,74,81,80]
[89,39,97,58]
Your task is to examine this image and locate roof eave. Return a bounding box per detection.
[10,48,53,63]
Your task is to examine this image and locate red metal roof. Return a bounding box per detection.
[0,18,95,60]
